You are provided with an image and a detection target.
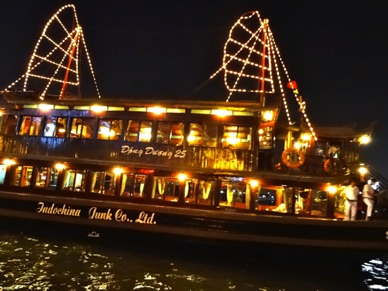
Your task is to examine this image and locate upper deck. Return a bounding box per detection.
[0,92,365,186]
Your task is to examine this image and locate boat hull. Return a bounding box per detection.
[1,190,387,251]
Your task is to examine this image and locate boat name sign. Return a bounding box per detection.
[121,145,187,159]
[36,202,156,224]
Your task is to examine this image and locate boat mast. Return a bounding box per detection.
[60,26,81,100]
[259,19,269,107]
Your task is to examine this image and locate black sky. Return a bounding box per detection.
[1,1,388,176]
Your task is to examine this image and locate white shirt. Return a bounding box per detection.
[362,184,374,199]
[342,185,359,201]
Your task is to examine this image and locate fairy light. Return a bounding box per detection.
[209,11,275,102]
[23,5,76,93]
[80,28,101,99]
[270,27,317,140]
[5,31,74,92]
[208,10,318,141]
[27,73,78,86]
[4,4,101,99]
[269,36,292,126]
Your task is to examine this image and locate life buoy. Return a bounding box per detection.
[323,159,331,172]
[281,148,305,168]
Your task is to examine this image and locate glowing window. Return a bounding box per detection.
[13,166,33,187]
[0,115,16,135]
[125,120,152,142]
[121,174,146,198]
[62,169,86,192]
[18,116,42,136]
[70,118,95,139]
[35,167,60,189]
[90,171,116,195]
[97,119,122,140]
[157,121,184,145]
[43,117,67,138]
[222,125,252,150]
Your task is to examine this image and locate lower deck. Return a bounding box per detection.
[0,157,387,250]
[0,156,385,223]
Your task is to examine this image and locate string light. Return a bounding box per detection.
[210,10,317,140]
[210,11,274,103]
[4,4,101,100]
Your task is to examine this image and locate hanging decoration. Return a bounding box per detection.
[210,10,317,141]
[3,4,101,100]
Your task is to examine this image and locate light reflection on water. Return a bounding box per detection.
[362,258,388,290]
[0,230,385,290]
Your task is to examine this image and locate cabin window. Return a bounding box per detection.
[62,169,86,192]
[222,125,252,150]
[183,178,197,203]
[70,118,95,139]
[125,120,152,142]
[0,165,5,184]
[198,180,214,205]
[156,122,184,145]
[256,187,278,211]
[187,123,218,147]
[98,119,123,140]
[187,123,203,146]
[258,126,273,149]
[18,116,42,136]
[0,115,16,135]
[311,190,327,217]
[185,179,214,206]
[35,167,59,189]
[120,173,146,197]
[43,117,67,138]
[266,187,314,215]
[90,171,116,195]
[219,179,250,209]
[12,165,33,187]
[152,176,179,202]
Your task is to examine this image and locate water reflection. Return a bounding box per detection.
[0,230,384,290]
[362,258,388,290]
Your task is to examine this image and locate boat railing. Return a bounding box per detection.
[0,134,346,178]
[260,151,347,177]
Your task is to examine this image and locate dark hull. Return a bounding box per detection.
[1,190,387,251]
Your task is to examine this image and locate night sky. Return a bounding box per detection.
[1,1,388,177]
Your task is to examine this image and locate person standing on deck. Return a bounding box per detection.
[341,179,360,221]
[363,178,377,221]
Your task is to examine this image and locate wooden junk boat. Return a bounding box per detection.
[0,6,387,250]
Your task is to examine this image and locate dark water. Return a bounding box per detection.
[0,226,386,291]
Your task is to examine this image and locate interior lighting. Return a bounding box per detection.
[38,104,54,111]
[358,166,368,175]
[177,173,187,182]
[301,133,311,142]
[326,185,337,194]
[293,142,301,150]
[262,110,274,122]
[147,107,166,115]
[2,159,16,166]
[139,127,151,142]
[113,167,123,175]
[359,135,371,145]
[225,137,240,144]
[211,109,232,117]
[54,163,66,170]
[249,179,259,188]
[91,105,107,113]
[99,126,116,138]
